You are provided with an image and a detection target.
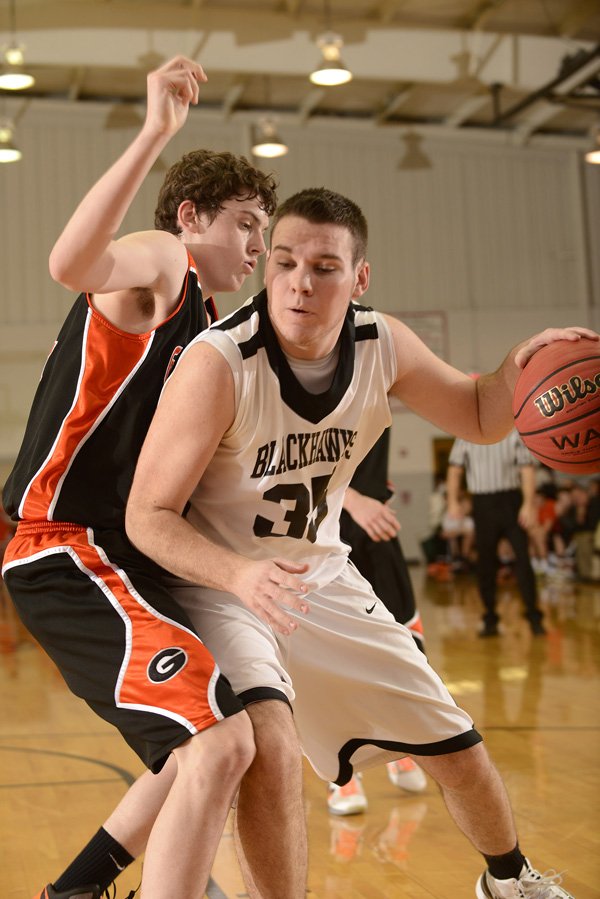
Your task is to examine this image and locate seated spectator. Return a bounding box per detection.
[528,483,557,576]
[441,492,475,572]
[421,473,451,570]
[552,483,597,581]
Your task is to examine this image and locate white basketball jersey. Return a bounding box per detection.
[184,290,396,589]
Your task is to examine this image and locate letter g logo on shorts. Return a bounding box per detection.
[147,647,188,683]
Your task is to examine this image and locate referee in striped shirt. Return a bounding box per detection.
[446,430,545,637]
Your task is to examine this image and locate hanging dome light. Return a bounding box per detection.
[0,120,22,163]
[310,32,352,87]
[584,125,600,164]
[251,118,289,159]
[397,131,432,171]
[0,1,35,90]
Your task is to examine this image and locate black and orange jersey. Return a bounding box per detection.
[4,253,213,530]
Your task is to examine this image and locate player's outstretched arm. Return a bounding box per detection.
[387,316,599,445]
[49,56,206,297]
[126,342,310,636]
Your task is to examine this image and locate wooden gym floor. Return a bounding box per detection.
[1,566,599,899]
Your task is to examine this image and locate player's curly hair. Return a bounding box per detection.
[271,187,368,264]
[154,149,278,234]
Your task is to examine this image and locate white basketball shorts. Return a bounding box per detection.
[172,561,481,784]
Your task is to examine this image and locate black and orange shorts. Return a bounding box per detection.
[3,522,244,771]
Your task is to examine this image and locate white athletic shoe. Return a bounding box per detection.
[386,758,427,793]
[327,774,368,816]
[476,858,574,898]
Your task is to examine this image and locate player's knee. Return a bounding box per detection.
[216,712,256,777]
[248,700,301,774]
[176,712,256,783]
[422,742,492,791]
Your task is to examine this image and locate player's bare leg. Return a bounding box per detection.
[141,712,254,898]
[101,755,176,858]
[234,700,307,899]
[414,742,517,854]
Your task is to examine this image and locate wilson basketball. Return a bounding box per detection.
[513,339,600,474]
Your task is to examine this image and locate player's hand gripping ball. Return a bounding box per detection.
[513,339,600,474]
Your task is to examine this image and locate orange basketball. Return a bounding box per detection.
[513,339,600,474]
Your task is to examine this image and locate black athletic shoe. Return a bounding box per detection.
[529,619,547,636]
[478,623,500,638]
[34,884,133,899]
[34,886,102,899]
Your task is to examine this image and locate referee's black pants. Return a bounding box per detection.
[471,489,542,627]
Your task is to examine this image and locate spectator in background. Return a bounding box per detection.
[549,486,576,574]
[557,482,599,582]
[446,430,545,637]
[441,490,475,573]
[528,483,557,576]
[421,473,452,577]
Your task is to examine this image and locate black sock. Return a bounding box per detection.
[53,827,134,893]
[484,844,526,881]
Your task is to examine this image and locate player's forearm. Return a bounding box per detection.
[126,503,248,593]
[342,487,363,519]
[472,361,519,443]
[49,125,172,291]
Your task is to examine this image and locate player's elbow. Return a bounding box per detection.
[48,249,88,293]
[125,497,148,554]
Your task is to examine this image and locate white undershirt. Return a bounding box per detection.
[285,345,340,394]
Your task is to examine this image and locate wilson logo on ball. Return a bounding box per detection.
[534,371,600,418]
[513,340,600,475]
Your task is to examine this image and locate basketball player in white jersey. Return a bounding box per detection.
[120,188,596,898]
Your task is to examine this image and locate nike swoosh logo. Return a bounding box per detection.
[365,603,376,614]
[109,853,126,872]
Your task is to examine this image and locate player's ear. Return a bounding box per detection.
[177,200,206,234]
[351,260,370,299]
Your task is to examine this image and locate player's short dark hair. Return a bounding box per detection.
[271,188,368,264]
[154,149,279,234]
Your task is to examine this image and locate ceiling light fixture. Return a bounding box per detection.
[251,117,288,159]
[310,32,352,87]
[398,131,432,171]
[584,124,600,164]
[0,0,34,90]
[0,119,22,162]
[309,1,352,87]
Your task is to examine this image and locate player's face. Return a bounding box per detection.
[193,196,269,295]
[265,215,370,360]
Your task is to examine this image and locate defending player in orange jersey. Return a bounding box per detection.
[3,55,279,899]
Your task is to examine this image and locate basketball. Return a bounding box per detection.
[513,338,600,474]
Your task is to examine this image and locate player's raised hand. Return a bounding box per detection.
[514,327,598,369]
[231,558,311,636]
[145,55,207,137]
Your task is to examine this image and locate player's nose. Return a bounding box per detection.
[291,267,313,295]
[251,229,267,256]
